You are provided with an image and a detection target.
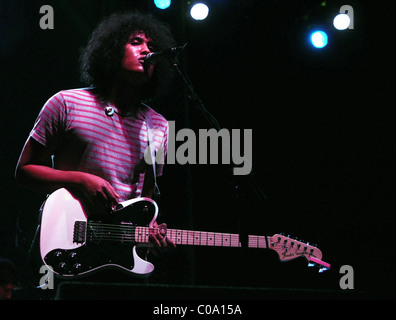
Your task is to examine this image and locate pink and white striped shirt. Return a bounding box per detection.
[30,88,168,201]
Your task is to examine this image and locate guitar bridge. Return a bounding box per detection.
[73,221,87,244]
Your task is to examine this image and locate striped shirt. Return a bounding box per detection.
[30,88,168,201]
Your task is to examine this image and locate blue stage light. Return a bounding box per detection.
[310,30,328,48]
[154,0,171,10]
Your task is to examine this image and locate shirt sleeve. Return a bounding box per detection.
[29,92,67,151]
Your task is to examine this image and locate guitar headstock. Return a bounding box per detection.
[269,234,330,272]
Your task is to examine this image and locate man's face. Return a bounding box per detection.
[121,32,155,80]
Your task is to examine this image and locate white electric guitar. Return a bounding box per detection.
[39,188,331,278]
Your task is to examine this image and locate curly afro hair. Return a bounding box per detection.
[80,11,176,101]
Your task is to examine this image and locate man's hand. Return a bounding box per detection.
[78,172,121,209]
[149,222,176,256]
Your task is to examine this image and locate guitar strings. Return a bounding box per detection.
[87,228,266,248]
[85,223,281,248]
[85,222,243,246]
[87,222,150,243]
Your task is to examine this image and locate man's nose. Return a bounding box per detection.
[141,43,151,55]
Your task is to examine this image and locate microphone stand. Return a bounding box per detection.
[169,54,269,206]
[171,59,220,131]
[169,50,271,283]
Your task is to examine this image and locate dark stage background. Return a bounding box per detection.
[1,0,395,299]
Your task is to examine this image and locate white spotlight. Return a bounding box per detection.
[333,13,351,30]
[190,3,209,20]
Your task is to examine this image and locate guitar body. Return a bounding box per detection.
[40,188,158,278]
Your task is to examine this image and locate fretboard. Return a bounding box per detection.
[134,227,268,249]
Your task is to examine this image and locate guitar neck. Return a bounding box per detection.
[90,224,330,270]
[135,227,268,249]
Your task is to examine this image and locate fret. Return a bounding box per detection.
[248,235,258,248]
[175,230,183,245]
[213,233,220,246]
[248,235,267,248]
[259,236,267,248]
[167,228,268,249]
[200,231,208,246]
[182,229,190,245]
[221,233,230,247]
[193,231,201,245]
[135,226,149,243]
[167,229,243,248]
[169,229,186,245]
[207,232,215,246]
[187,230,194,245]
[180,229,186,245]
[231,234,242,247]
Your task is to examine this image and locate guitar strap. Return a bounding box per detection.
[143,105,161,198]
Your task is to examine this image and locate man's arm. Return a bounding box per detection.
[15,137,120,207]
[16,137,173,248]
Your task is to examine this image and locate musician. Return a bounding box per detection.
[15,11,176,250]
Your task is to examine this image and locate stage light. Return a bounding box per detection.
[190,3,209,20]
[333,13,351,30]
[154,0,171,10]
[310,30,328,48]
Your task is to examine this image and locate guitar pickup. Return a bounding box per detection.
[73,221,87,244]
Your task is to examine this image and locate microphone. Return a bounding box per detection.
[144,43,187,65]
